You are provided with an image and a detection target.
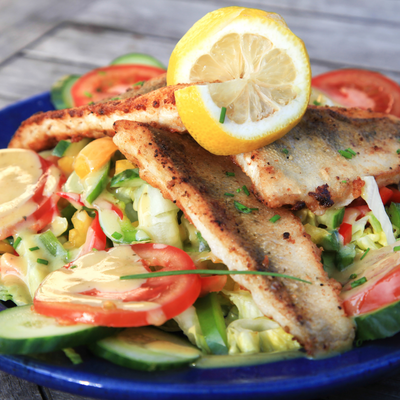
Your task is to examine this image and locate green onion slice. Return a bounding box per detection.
[338,150,353,159]
[120,269,311,284]
[242,185,250,196]
[351,276,367,288]
[269,215,281,223]
[234,201,258,214]
[224,193,234,197]
[360,248,370,260]
[219,107,227,123]
[37,258,49,265]
[13,237,22,249]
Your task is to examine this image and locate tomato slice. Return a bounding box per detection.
[0,153,62,240]
[33,244,201,327]
[71,65,166,106]
[312,69,400,117]
[391,188,400,203]
[343,265,400,316]
[79,212,107,256]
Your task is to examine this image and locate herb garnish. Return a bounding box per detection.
[219,107,227,123]
[351,277,367,288]
[269,215,281,223]
[234,201,258,214]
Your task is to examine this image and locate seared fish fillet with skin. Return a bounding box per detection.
[9,83,187,152]
[113,120,355,356]
[233,106,400,215]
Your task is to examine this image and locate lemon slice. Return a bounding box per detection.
[167,7,311,155]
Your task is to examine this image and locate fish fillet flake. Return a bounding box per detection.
[233,106,400,214]
[113,120,355,356]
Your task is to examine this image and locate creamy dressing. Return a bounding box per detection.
[0,149,42,218]
[35,246,161,311]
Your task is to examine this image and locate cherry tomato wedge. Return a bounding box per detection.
[199,275,227,297]
[71,65,166,106]
[379,186,393,205]
[79,212,107,256]
[390,188,400,203]
[312,69,400,117]
[339,222,352,245]
[34,244,201,327]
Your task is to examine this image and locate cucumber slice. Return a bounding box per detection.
[195,293,229,355]
[110,168,145,188]
[110,53,166,70]
[51,74,80,110]
[84,162,110,204]
[52,140,71,157]
[89,327,201,371]
[355,300,400,343]
[316,208,345,229]
[0,305,117,355]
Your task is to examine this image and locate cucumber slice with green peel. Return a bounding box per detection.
[355,300,400,343]
[195,293,229,355]
[51,74,80,109]
[52,140,71,157]
[0,305,117,355]
[89,327,201,371]
[84,162,110,204]
[110,168,145,188]
[110,53,166,70]
[316,208,345,229]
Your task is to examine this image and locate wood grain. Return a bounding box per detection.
[0,370,42,400]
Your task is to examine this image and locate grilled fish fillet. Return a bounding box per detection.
[9,82,187,152]
[113,120,355,356]
[233,106,400,214]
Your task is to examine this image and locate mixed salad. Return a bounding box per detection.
[1,49,400,371]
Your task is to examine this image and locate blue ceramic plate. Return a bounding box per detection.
[1,93,400,400]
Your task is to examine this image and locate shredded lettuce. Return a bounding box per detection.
[361,176,395,245]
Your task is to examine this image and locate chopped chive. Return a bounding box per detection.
[281,148,289,155]
[92,248,98,252]
[242,185,250,196]
[110,97,120,101]
[219,107,227,123]
[350,273,358,279]
[236,188,241,193]
[112,232,123,240]
[226,172,235,177]
[342,180,348,184]
[394,246,400,252]
[313,100,322,106]
[37,258,49,265]
[97,71,107,76]
[346,148,356,156]
[360,248,370,260]
[224,192,234,197]
[88,101,95,105]
[269,214,281,223]
[351,276,367,288]
[133,81,145,87]
[120,269,312,284]
[397,149,400,154]
[13,237,22,249]
[83,91,92,98]
[70,265,77,269]
[29,246,40,251]
[338,150,353,159]
[234,201,258,214]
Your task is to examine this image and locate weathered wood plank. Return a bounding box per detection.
[0,0,94,61]
[43,386,96,400]
[0,370,42,400]
[23,24,174,68]
[0,57,89,101]
[205,0,400,24]
[72,0,400,74]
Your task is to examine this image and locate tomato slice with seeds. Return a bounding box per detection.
[33,244,202,327]
[312,69,400,117]
[71,65,166,106]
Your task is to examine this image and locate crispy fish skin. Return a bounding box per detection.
[233,106,400,214]
[113,120,355,356]
[9,83,188,152]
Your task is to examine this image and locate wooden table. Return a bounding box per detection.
[0,1,399,399]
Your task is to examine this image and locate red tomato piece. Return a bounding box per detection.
[71,65,166,106]
[34,244,202,327]
[390,188,400,203]
[199,275,227,297]
[339,222,352,245]
[379,186,393,205]
[57,192,84,208]
[79,212,107,256]
[111,204,124,220]
[343,265,400,316]
[312,69,400,117]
